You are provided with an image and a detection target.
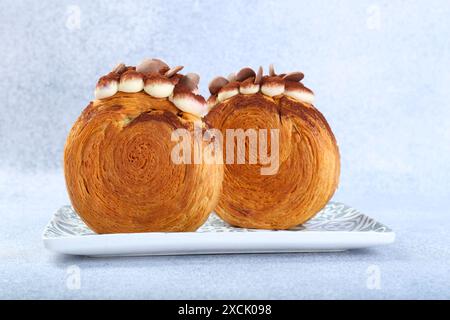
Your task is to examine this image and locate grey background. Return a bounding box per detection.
[0,0,449,299]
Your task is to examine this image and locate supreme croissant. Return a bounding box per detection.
[205,65,340,230]
[64,59,223,233]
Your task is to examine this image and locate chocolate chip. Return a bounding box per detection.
[165,65,184,78]
[283,72,304,82]
[236,67,256,82]
[208,76,229,95]
[269,64,276,76]
[254,66,263,84]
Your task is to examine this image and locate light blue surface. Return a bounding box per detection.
[0,0,449,299]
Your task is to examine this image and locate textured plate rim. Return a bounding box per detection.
[43,228,396,256]
[42,203,395,256]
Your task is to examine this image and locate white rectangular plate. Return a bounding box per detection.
[43,202,395,256]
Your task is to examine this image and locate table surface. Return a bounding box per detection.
[1,169,449,299]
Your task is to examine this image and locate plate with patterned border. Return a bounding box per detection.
[42,202,395,256]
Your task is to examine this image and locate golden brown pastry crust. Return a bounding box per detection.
[205,93,340,230]
[64,92,223,233]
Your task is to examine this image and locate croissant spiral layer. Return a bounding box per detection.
[64,92,223,233]
[205,93,340,230]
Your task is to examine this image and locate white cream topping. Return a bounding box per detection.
[240,84,260,95]
[261,83,285,97]
[118,78,144,93]
[207,96,218,111]
[285,89,315,104]
[95,81,118,99]
[172,95,207,117]
[144,82,175,98]
[218,88,239,102]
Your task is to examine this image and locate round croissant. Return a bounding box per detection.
[205,66,340,230]
[64,61,223,234]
